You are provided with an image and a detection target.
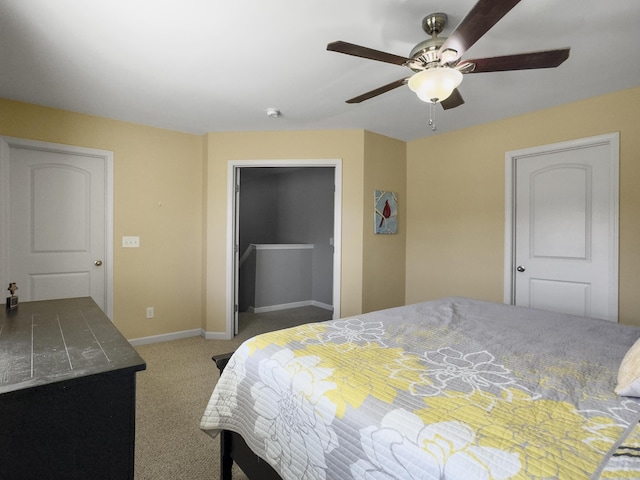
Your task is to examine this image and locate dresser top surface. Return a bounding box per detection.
[1,297,146,394]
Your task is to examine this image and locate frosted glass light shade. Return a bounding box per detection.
[408,68,463,103]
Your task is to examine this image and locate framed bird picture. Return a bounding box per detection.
[374,190,398,234]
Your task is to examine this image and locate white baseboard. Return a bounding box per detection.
[251,300,333,314]
[128,328,203,346]
[128,300,334,346]
[252,301,310,314]
[311,300,333,311]
[202,330,233,340]
[129,328,235,345]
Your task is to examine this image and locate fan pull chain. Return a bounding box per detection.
[428,100,437,131]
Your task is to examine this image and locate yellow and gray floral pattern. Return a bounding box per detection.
[201,297,640,480]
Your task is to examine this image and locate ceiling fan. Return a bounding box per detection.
[327,0,570,113]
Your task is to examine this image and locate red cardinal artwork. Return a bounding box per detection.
[375,190,397,234]
[379,199,391,228]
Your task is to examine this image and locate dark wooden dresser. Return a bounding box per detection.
[0,297,146,480]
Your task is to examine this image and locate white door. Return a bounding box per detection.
[0,137,113,317]
[505,133,619,321]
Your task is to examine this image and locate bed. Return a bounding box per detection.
[201,297,640,480]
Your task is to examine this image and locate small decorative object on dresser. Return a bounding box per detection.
[6,282,18,311]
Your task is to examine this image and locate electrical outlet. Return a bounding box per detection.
[146,307,154,319]
[122,236,140,248]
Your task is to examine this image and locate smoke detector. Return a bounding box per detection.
[266,108,281,118]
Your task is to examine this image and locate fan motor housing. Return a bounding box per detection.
[409,13,448,69]
[409,37,446,64]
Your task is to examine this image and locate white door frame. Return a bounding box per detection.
[226,159,342,338]
[0,136,114,319]
[504,132,619,319]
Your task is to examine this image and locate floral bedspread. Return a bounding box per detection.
[201,297,640,480]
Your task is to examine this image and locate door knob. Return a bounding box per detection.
[516,265,525,272]
[95,260,103,266]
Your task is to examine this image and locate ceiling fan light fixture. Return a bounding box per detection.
[408,67,463,103]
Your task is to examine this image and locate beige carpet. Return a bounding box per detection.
[134,306,333,479]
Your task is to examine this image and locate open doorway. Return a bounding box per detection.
[226,160,342,337]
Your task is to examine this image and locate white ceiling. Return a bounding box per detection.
[1,0,639,142]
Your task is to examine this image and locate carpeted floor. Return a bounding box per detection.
[134,306,333,479]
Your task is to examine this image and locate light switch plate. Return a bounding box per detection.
[122,236,140,248]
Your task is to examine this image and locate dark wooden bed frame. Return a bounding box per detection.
[212,353,283,480]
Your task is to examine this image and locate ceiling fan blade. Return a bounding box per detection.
[346,78,407,104]
[461,48,570,73]
[327,41,410,66]
[439,0,522,61]
[440,89,465,110]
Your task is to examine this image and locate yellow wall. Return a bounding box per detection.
[204,130,368,334]
[0,99,205,338]
[406,86,640,326]
[0,101,405,339]
[362,131,406,312]
[4,85,637,338]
